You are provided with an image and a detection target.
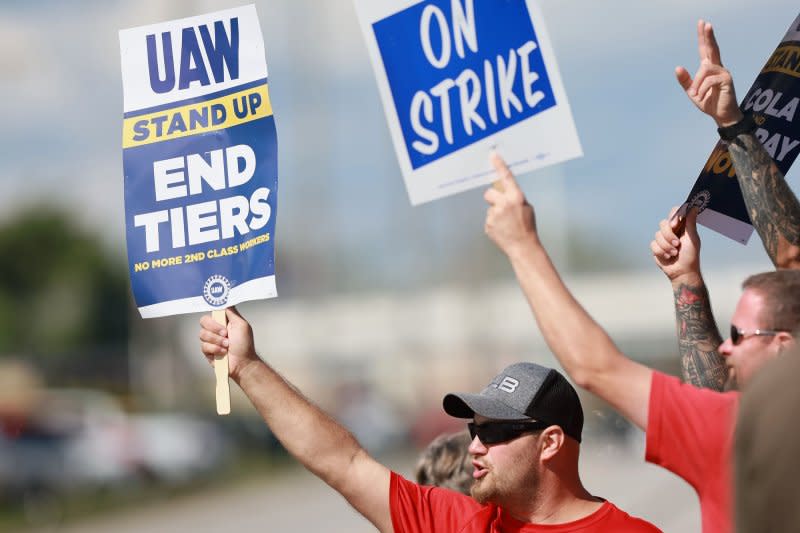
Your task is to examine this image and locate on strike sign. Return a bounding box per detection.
[354,0,582,204]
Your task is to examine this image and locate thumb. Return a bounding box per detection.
[675,66,692,91]
[684,207,701,241]
[226,305,244,324]
[668,205,681,225]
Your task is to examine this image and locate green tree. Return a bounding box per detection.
[0,208,130,387]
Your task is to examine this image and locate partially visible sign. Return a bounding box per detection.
[354,0,582,205]
[120,4,278,318]
[686,13,800,243]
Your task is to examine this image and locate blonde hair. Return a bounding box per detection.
[415,430,473,495]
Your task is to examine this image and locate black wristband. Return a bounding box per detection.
[717,113,757,141]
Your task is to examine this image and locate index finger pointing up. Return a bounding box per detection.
[489,151,520,192]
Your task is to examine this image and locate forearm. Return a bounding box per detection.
[484,154,652,428]
[508,239,627,388]
[670,273,726,390]
[234,359,392,531]
[236,359,365,481]
[506,238,652,428]
[728,133,800,268]
[512,254,616,385]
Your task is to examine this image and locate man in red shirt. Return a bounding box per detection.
[483,151,800,533]
[395,361,659,531]
[199,311,660,532]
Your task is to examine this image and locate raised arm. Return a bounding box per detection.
[676,19,800,268]
[484,154,652,430]
[727,135,800,268]
[199,308,392,533]
[650,207,726,390]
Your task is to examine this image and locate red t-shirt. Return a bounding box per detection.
[646,372,739,533]
[389,472,661,532]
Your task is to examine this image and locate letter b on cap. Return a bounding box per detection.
[498,376,519,393]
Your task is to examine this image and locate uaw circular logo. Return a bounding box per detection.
[689,190,711,213]
[203,275,231,307]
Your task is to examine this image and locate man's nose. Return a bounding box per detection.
[468,435,487,454]
[718,337,733,357]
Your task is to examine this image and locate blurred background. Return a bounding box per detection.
[0,0,796,531]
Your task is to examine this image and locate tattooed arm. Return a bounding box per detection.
[727,134,800,268]
[651,207,727,390]
[673,280,726,390]
[676,20,800,268]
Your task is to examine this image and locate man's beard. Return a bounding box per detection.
[470,475,496,504]
[470,465,538,506]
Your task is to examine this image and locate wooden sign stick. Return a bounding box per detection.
[212,309,231,415]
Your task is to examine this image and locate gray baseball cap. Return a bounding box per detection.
[443,362,584,442]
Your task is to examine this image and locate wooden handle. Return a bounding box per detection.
[212,309,231,415]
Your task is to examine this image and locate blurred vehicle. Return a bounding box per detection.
[0,419,70,496]
[0,360,69,511]
[128,413,231,484]
[0,385,232,516]
[41,388,138,490]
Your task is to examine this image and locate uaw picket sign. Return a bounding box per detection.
[120,4,278,320]
[120,5,278,415]
[354,0,582,204]
[685,12,800,244]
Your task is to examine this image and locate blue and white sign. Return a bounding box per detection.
[120,5,278,318]
[354,0,582,204]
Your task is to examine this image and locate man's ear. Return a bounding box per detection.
[539,426,565,461]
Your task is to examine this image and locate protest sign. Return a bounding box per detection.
[120,5,278,414]
[120,4,278,320]
[354,0,582,205]
[685,13,800,244]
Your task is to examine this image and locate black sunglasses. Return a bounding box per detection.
[730,324,788,346]
[467,420,549,445]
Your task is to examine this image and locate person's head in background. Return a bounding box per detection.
[719,270,800,387]
[735,346,800,532]
[415,429,473,495]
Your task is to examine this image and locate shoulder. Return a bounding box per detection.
[646,372,738,467]
[650,371,738,413]
[601,501,663,532]
[390,472,485,528]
